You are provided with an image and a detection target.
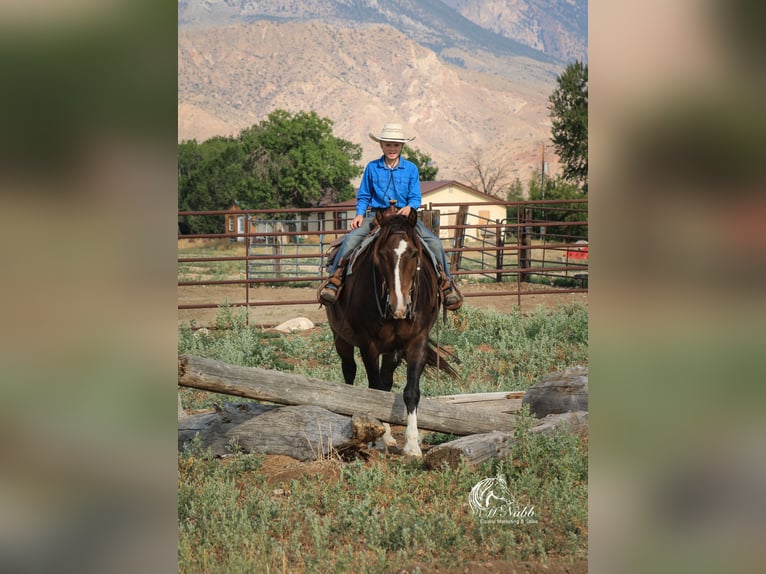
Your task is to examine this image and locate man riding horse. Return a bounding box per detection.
[318,122,462,311]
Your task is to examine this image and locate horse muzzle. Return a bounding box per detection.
[388,296,413,320]
[380,279,414,320]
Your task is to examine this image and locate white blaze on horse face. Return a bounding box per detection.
[402,410,422,457]
[392,238,409,317]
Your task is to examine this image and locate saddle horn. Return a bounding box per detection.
[374,200,419,227]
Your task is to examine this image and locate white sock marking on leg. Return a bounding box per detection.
[403,410,422,457]
[393,239,407,313]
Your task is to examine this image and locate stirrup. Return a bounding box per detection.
[441,282,463,311]
[319,283,338,305]
[317,270,344,305]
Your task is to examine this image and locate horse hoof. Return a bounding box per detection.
[381,423,398,447]
[402,445,423,458]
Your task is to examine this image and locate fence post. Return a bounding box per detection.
[495,219,503,282]
[450,205,468,272]
[420,209,440,235]
[272,222,283,278]
[519,207,532,282]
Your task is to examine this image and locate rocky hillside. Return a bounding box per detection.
[178,0,586,66]
[177,0,586,183]
[442,0,587,63]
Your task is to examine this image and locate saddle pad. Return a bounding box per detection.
[346,227,380,275]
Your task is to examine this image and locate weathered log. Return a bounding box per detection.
[178,403,386,461]
[424,411,588,469]
[178,355,520,435]
[430,391,525,413]
[522,366,588,418]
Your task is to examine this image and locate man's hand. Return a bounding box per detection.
[397,206,412,218]
[350,215,364,229]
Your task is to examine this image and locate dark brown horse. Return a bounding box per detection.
[325,208,456,456]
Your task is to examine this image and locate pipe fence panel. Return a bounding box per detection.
[178,200,588,325]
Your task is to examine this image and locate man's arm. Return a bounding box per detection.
[356,165,372,217]
[406,162,422,211]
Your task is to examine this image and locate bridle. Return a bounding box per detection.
[373,230,421,320]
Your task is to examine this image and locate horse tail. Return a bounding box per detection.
[425,340,459,379]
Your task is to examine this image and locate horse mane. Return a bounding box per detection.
[374,214,419,248]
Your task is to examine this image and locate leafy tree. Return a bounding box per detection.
[178,136,246,235]
[527,172,587,240]
[178,110,363,234]
[506,176,524,202]
[402,145,438,181]
[504,176,525,224]
[548,61,588,193]
[238,110,362,209]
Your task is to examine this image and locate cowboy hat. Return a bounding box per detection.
[369,123,415,143]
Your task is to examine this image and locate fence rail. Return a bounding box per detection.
[178,199,587,325]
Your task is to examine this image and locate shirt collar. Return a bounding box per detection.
[376,155,402,169]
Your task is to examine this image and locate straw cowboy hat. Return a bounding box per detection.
[369,123,416,143]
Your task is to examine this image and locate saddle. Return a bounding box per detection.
[317,204,461,311]
[317,229,379,304]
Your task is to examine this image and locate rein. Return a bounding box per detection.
[372,262,387,319]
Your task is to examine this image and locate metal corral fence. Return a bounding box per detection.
[178,199,588,324]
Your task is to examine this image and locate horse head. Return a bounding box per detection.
[373,209,420,320]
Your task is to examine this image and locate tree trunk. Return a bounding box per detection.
[178,403,386,461]
[424,411,588,469]
[178,355,520,435]
[522,366,588,418]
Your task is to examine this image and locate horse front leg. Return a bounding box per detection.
[377,352,403,448]
[402,340,428,457]
[333,336,356,385]
[380,352,402,392]
[359,344,384,391]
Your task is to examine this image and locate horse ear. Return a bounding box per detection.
[375,209,384,226]
[408,208,418,227]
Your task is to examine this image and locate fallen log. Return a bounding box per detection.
[522,366,588,417]
[424,411,588,469]
[178,355,520,435]
[430,391,525,413]
[178,403,386,461]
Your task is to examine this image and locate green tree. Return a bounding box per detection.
[238,110,362,209]
[178,136,246,234]
[402,145,438,181]
[527,172,587,240]
[178,110,364,234]
[504,176,525,225]
[548,61,588,193]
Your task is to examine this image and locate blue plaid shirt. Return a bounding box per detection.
[355,156,421,217]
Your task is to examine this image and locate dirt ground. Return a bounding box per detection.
[178,281,587,328]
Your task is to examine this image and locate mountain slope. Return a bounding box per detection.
[178,19,558,182]
[442,0,587,63]
[178,0,563,70]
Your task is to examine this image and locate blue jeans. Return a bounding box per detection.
[328,215,452,280]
